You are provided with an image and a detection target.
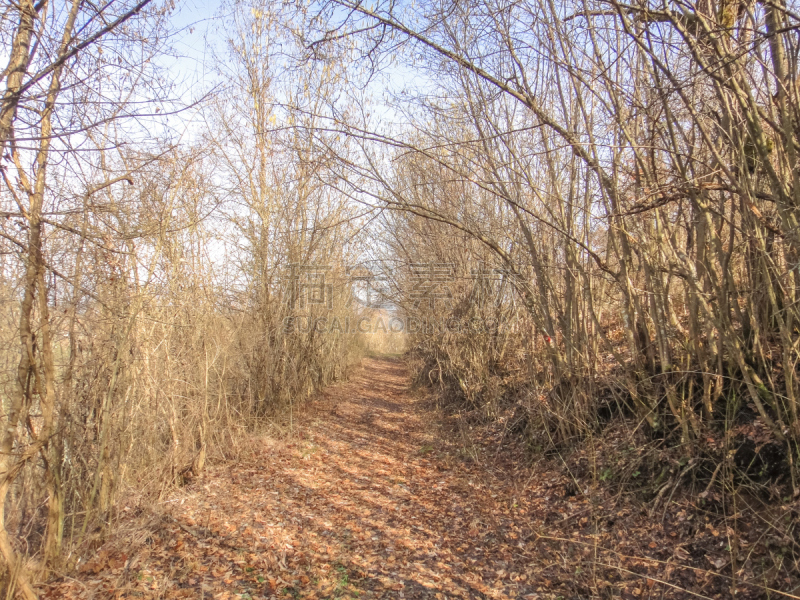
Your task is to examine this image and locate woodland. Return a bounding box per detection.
[1,0,800,596]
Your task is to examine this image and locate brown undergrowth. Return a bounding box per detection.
[42,357,800,599]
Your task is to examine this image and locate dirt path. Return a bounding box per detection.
[55,357,753,600]
[45,357,800,599]
[51,357,560,599]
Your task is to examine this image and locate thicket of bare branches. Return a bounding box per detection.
[0,0,368,594]
[292,0,800,586]
[4,0,800,592]
[305,0,800,508]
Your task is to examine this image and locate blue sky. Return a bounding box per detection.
[164,0,225,100]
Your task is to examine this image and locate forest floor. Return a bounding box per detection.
[43,357,790,599]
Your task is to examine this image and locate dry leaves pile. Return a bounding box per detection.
[43,358,799,599]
